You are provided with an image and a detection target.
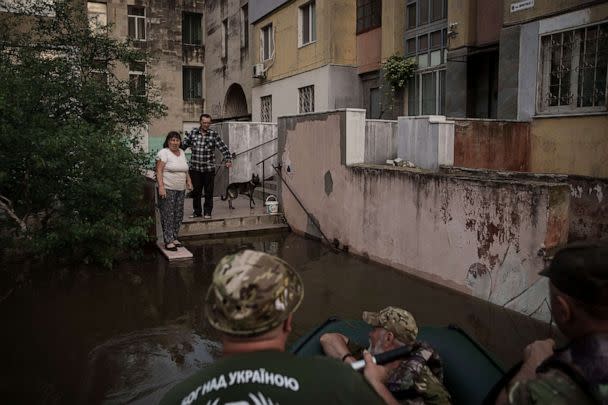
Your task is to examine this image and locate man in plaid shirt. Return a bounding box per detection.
[182,113,233,219]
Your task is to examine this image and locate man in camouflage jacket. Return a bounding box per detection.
[321,306,452,405]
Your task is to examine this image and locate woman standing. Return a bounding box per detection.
[156,131,192,251]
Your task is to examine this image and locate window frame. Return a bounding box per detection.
[182,12,203,46]
[261,24,274,62]
[357,0,382,35]
[298,85,315,113]
[127,5,146,41]
[536,21,608,115]
[241,5,249,49]
[222,18,228,59]
[299,1,316,47]
[182,66,203,101]
[129,62,146,97]
[260,95,272,122]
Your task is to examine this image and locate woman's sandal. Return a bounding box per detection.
[165,242,178,251]
[173,240,182,247]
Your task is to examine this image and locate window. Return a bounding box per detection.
[129,62,146,96]
[406,0,446,30]
[357,0,381,34]
[298,85,314,113]
[261,24,274,61]
[299,1,316,46]
[261,95,272,122]
[87,2,107,32]
[183,67,203,100]
[182,12,202,46]
[241,5,249,48]
[408,70,446,115]
[128,6,146,40]
[538,22,608,114]
[222,19,228,58]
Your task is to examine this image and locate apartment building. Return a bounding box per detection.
[250,0,360,122]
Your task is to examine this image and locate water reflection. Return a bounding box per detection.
[0,232,554,404]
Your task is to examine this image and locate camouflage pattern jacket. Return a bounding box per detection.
[348,341,452,405]
[508,333,608,405]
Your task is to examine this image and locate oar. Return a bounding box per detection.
[351,345,414,372]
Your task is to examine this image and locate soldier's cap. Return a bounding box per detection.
[362,306,418,343]
[205,250,304,336]
[539,241,608,306]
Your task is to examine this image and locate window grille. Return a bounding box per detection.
[539,22,607,114]
[261,95,272,122]
[299,85,314,113]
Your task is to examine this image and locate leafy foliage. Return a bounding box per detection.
[0,0,166,266]
[382,54,417,92]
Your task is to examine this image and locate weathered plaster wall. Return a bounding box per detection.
[381,0,405,60]
[278,110,572,319]
[251,65,360,122]
[205,0,252,119]
[365,120,398,164]
[357,27,381,74]
[443,167,608,244]
[454,119,531,172]
[530,115,608,179]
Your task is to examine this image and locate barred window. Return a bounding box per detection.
[261,95,272,122]
[298,85,314,113]
[128,6,146,40]
[538,22,608,114]
[357,0,381,34]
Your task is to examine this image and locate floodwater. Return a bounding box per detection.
[0,232,555,404]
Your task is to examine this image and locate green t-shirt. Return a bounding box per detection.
[160,350,384,405]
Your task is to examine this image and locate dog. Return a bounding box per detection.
[221,173,261,209]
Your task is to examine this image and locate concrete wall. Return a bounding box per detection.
[251,0,356,82]
[212,121,278,194]
[251,64,360,122]
[397,116,455,170]
[278,110,571,319]
[204,0,252,120]
[443,167,608,244]
[530,116,608,179]
[365,120,398,164]
[357,27,382,74]
[454,119,531,172]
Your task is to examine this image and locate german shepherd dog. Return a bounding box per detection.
[221,173,261,209]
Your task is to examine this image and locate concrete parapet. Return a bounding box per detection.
[364,119,398,164]
[397,115,455,171]
[278,110,572,320]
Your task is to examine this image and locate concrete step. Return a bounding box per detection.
[180,212,288,237]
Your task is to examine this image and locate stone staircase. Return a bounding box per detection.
[179,195,288,238]
[253,177,279,202]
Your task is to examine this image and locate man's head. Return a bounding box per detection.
[205,250,304,338]
[540,242,608,337]
[362,306,418,354]
[200,113,212,131]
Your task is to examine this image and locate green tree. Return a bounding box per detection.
[0,0,166,266]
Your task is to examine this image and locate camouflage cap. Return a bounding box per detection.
[362,306,418,343]
[204,250,304,336]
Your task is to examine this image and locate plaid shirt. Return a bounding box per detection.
[182,127,232,173]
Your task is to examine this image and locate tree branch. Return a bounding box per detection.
[0,194,27,233]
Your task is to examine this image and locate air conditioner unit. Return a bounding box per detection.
[252,63,266,79]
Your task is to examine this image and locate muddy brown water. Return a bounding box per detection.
[0,232,555,404]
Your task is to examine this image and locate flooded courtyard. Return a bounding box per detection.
[0,231,555,404]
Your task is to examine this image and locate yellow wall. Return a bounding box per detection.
[448,0,477,50]
[251,0,356,82]
[381,0,405,60]
[503,0,601,25]
[530,116,608,178]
